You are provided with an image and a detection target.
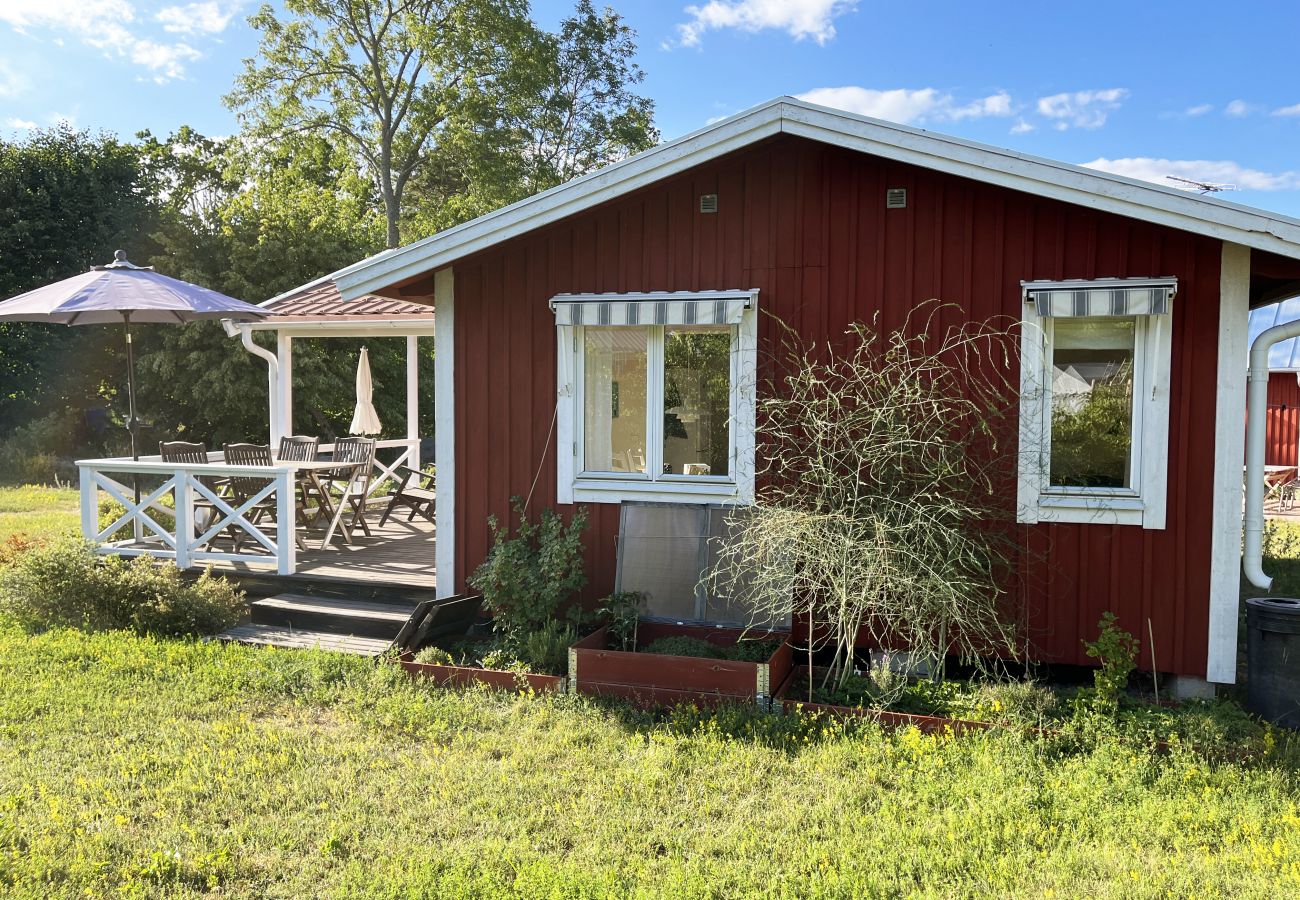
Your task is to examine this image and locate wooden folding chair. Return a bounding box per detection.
[328,437,377,537]
[379,465,435,527]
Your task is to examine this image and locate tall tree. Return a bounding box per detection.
[228,0,528,249]
[406,1,658,232]
[138,128,424,447]
[503,0,657,191]
[0,125,157,445]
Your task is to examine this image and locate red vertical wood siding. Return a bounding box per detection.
[1265,372,1300,467]
[450,134,1224,676]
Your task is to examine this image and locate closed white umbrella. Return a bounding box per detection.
[349,346,382,435]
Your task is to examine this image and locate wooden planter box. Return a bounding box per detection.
[394,650,565,694]
[775,666,994,736]
[569,622,793,708]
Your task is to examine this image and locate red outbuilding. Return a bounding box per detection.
[269,98,1300,691]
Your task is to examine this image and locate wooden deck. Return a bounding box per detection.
[207,516,436,588]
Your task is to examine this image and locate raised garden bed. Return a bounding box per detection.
[569,621,792,708]
[774,665,995,736]
[394,650,566,694]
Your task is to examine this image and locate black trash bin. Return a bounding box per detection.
[1245,597,1300,729]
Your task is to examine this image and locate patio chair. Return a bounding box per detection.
[327,436,377,538]
[222,442,281,553]
[276,434,325,526]
[378,465,435,527]
[158,440,207,464]
[159,440,223,532]
[277,434,319,462]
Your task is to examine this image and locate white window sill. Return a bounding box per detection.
[1022,493,1146,527]
[572,477,742,506]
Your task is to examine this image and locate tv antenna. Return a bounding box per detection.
[1166,175,1238,194]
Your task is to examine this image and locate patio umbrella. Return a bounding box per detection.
[349,346,382,435]
[0,250,269,463]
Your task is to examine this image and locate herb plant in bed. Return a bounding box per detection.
[398,502,588,693]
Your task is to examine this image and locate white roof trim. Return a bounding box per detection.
[333,97,1300,301]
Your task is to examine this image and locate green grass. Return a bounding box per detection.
[0,622,1297,898]
[0,484,79,543]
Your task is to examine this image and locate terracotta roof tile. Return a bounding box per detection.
[264,279,433,320]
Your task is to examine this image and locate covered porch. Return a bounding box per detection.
[77,278,438,587]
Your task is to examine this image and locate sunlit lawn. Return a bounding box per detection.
[0,621,1296,898]
[0,485,1298,896]
[0,484,79,543]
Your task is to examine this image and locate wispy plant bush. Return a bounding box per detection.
[709,306,1024,692]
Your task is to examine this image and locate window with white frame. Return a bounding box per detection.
[1018,278,1176,529]
[553,291,758,505]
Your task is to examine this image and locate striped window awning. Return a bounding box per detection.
[1022,278,1177,318]
[550,290,756,327]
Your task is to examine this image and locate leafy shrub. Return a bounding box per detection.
[597,591,644,651]
[0,412,76,484]
[514,619,576,675]
[1261,518,1300,560]
[1081,612,1138,714]
[413,646,454,666]
[468,501,587,639]
[0,537,245,636]
[0,534,40,569]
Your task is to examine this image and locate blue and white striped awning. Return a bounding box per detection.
[1022,278,1177,318]
[550,290,757,327]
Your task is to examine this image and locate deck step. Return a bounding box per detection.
[214,623,393,656]
[249,592,416,640]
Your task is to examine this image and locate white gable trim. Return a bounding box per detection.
[333,97,1300,301]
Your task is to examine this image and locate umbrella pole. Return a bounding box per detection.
[124,313,142,525]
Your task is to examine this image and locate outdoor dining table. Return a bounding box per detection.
[278,458,368,550]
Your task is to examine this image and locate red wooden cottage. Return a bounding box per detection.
[282,97,1300,692]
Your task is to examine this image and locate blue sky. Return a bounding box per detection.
[3,0,1300,216]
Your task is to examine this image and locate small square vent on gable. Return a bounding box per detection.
[699,193,718,214]
[886,188,907,209]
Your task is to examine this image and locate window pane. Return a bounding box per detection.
[663,326,731,477]
[1048,318,1136,489]
[584,327,648,473]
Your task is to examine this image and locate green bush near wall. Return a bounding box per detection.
[0,537,244,636]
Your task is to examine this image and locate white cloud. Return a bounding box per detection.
[1036,88,1128,129]
[156,1,235,35]
[797,86,1014,125]
[1185,103,1213,117]
[5,117,37,129]
[129,38,201,81]
[0,0,207,81]
[1273,103,1300,118]
[675,0,857,47]
[0,60,29,98]
[1225,99,1255,117]
[1082,157,1300,192]
[1010,118,1035,135]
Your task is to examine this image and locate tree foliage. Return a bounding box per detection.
[229,0,528,248]
[0,125,158,445]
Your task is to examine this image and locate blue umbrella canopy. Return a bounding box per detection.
[0,251,268,463]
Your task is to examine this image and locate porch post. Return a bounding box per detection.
[434,267,455,599]
[406,334,419,469]
[276,333,294,440]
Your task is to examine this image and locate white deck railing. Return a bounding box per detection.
[77,438,423,577]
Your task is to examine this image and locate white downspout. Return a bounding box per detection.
[1244,320,1300,588]
[222,319,281,443]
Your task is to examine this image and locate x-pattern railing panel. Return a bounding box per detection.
[79,458,298,575]
[92,472,177,549]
